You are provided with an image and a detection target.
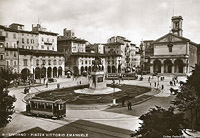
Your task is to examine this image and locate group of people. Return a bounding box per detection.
[169,76,179,86]
[148,76,165,90]
[122,100,132,110]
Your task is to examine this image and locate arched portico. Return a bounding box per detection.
[35,67,40,79]
[174,59,184,73]
[58,66,62,77]
[53,67,57,77]
[107,66,111,73]
[164,60,172,73]
[153,60,161,73]
[47,67,52,78]
[21,68,30,81]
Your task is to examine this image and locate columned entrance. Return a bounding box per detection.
[164,60,172,73]
[153,60,161,73]
[174,59,184,73]
[35,67,40,79]
[47,67,52,78]
[58,66,62,77]
[107,66,111,73]
[21,68,30,81]
[41,67,46,78]
[53,67,57,78]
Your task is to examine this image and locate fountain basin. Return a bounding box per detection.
[74,87,121,95]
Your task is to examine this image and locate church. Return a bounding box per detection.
[142,16,198,75]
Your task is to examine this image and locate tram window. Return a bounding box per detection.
[60,104,64,110]
[31,102,37,109]
[46,103,52,111]
[38,102,44,109]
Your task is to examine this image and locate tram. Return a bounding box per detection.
[26,97,66,119]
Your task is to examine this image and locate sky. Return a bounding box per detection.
[0,0,200,46]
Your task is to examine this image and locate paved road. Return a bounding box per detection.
[0,75,187,137]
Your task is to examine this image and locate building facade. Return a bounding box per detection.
[142,16,198,75]
[58,28,106,75]
[105,36,139,73]
[0,23,65,82]
[0,35,5,69]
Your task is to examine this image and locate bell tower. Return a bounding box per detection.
[171,16,183,37]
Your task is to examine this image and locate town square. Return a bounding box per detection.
[0,0,200,138]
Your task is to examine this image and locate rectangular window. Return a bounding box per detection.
[27,39,29,44]
[54,60,56,65]
[0,55,3,60]
[48,60,51,65]
[6,61,9,67]
[13,33,16,39]
[14,61,17,66]
[36,59,39,66]
[168,44,173,52]
[14,51,16,57]
[6,32,8,38]
[23,59,28,66]
[6,51,9,56]
[42,60,45,65]
[22,38,24,43]
[41,45,44,49]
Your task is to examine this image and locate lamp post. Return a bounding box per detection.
[112,79,116,105]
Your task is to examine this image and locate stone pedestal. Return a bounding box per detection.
[89,71,107,89]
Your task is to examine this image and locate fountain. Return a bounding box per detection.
[74,57,121,95]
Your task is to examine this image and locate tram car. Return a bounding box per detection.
[26,97,66,119]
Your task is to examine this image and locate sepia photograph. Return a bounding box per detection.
[0,0,200,137]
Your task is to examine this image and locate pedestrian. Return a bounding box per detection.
[128,101,132,110]
[169,81,172,86]
[148,76,151,82]
[157,83,159,88]
[122,100,125,107]
[80,81,81,85]
[150,82,151,87]
[174,81,176,86]
[161,84,164,90]
[154,82,156,87]
[46,82,48,88]
[57,83,60,89]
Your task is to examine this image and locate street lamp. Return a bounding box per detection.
[112,79,116,105]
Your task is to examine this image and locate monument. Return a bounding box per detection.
[74,57,121,95]
[89,57,107,89]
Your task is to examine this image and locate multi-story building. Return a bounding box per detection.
[142,16,198,75]
[105,36,138,73]
[58,28,106,75]
[0,23,65,82]
[140,40,154,73]
[0,33,5,69]
[86,43,104,54]
[32,24,57,51]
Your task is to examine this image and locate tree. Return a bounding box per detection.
[0,68,16,128]
[172,64,200,130]
[132,106,186,138]
[173,85,198,130]
[186,64,200,97]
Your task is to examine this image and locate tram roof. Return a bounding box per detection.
[30,97,65,104]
